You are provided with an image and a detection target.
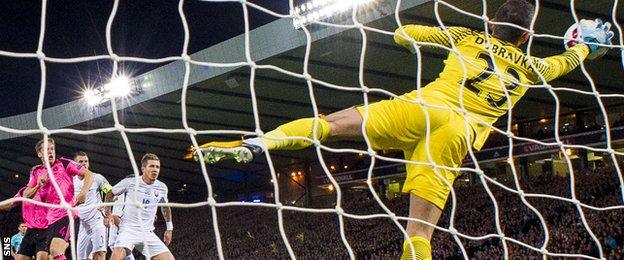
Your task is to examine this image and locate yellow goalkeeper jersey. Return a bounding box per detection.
[394,25,589,150]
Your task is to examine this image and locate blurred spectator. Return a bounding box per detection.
[2,167,622,259]
[151,167,624,259]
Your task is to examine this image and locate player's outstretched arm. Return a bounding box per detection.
[75,168,94,205]
[533,44,589,83]
[1,187,26,211]
[575,19,615,60]
[535,19,614,83]
[0,202,17,211]
[394,25,475,52]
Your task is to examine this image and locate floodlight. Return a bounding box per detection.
[291,0,377,29]
[105,76,131,98]
[84,89,103,106]
[81,74,142,108]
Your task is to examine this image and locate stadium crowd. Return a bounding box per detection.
[150,165,623,259]
[2,163,622,259]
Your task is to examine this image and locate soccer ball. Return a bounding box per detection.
[563,20,608,60]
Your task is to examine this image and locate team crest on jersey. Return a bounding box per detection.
[154,190,160,197]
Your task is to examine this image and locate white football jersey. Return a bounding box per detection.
[112,193,126,217]
[111,177,168,232]
[108,193,126,249]
[74,173,111,221]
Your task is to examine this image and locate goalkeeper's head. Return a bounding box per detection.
[492,0,534,46]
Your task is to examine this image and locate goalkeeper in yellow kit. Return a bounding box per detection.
[189,0,613,258]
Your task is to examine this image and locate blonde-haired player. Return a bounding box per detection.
[192,0,613,258]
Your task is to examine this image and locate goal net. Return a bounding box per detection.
[0,0,623,259]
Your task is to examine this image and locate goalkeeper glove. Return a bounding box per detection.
[578,18,614,53]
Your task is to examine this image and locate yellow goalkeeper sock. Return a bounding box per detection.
[261,117,330,150]
[400,236,432,260]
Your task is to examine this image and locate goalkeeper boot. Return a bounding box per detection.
[196,140,263,164]
[183,141,235,161]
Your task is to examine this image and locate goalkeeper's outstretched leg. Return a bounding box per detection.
[187,106,364,163]
[187,0,616,257]
[190,98,460,259]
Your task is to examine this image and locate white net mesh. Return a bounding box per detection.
[1,0,624,259]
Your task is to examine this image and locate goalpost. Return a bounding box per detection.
[0,0,623,259]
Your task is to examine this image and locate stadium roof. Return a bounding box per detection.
[1,0,622,200]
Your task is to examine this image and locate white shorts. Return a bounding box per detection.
[77,217,108,260]
[108,225,136,260]
[114,229,169,258]
[108,224,120,249]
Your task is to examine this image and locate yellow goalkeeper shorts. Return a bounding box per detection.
[356,90,474,209]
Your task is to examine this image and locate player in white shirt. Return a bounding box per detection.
[108,180,135,260]
[105,153,174,260]
[73,152,112,260]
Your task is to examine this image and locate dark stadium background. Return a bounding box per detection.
[0,0,623,259]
